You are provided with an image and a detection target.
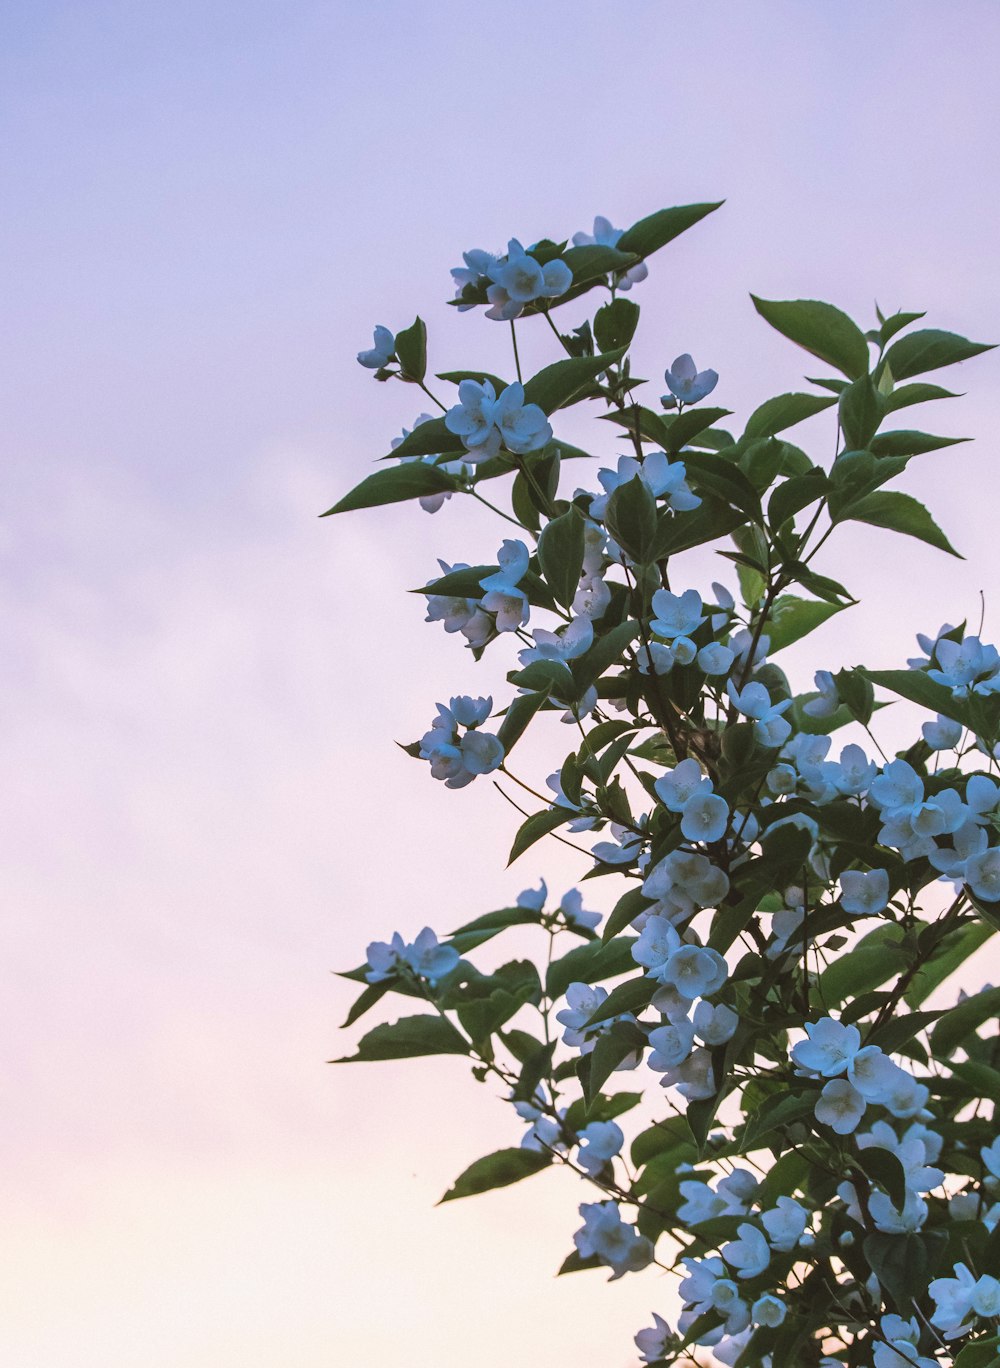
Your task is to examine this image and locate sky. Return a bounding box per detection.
[1,3,999,1365]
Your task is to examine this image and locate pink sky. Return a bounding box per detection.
[2,3,999,1364]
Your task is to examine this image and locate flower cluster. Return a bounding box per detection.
[334,202,1000,1368]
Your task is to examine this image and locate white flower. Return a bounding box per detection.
[839,867,890,915]
[752,1294,786,1327]
[450,248,497,308]
[873,1343,937,1368]
[726,679,793,748]
[760,1196,808,1252]
[654,758,711,812]
[445,378,502,460]
[923,713,963,750]
[485,238,572,320]
[647,1019,696,1072]
[559,888,601,931]
[659,945,729,1000]
[634,1312,671,1364]
[365,931,407,983]
[929,1262,978,1337]
[660,1045,716,1100]
[577,1121,624,1176]
[869,1190,927,1235]
[721,1223,771,1279]
[401,927,460,985]
[814,1078,866,1134]
[518,615,594,665]
[573,1202,654,1279]
[650,588,706,639]
[573,215,649,289]
[681,790,730,844]
[632,915,682,976]
[357,324,395,369]
[692,1000,738,1046]
[803,668,839,717]
[492,381,553,454]
[791,1017,861,1077]
[966,846,1000,901]
[663,353,719,405]
[516,879,547,912]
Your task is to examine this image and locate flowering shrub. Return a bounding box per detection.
[329,203,1000,1368]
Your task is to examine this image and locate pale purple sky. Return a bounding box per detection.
[2,4,999,1365]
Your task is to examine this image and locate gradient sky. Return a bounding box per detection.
[2,3,999,1365]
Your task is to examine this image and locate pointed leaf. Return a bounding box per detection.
[883,328,995,381]
[750,296,870,379]
[322,462,459,516]
[439,1147,552,1202]
[394,316,427,383]
[616,201,724,258]
[538,507,586,608]
[743,391,837,440]
[836,490,961,557]
[336,1014,469,1062]
[767,594,846,652]
[523,348,626,415]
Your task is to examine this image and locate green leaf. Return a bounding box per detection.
[735,1091,814,1153]
[496,692,550,757]
[557,1249,602,1275]
[547,935,638,1000]
[931,986,1000,1059]
[508,808,572,865]
[336,1014,469,1062]
[852,1147,908,1210]
[381,414,464,460]
[582,1022,644,1103]
[538,507,586,608]
[954,1337,1000,1368]
[818,925,908,1005]
[584,975,655,1027]
[563,243,637,282]
[766,594,846,653]
[904,921,994,1007]
[664,407,734,453]
[837,490,961,557]
[877,308,926,345]
[394,316,427,383]
[863,668,979,732]
[767,468,829,530]
[869,429,968,457]
[750,296,870,379]
[322,462,458,516]
[599,406,670,446]
[341,980,391,1028]
[682,450,761,519]
[603,886,653,942]
[437,369,508,392]
[439,1147,551,1202]
[605,475,657,562]
[867,1008,944,1055]
[457,987,535,1042]
[648,495,744,559]
[838,377,886,450]
[883,328,995,381]
[863,1232,930,1311]
[884,381,961,413]
[594,298,640,353]
[616,201,724,259]
[523,348,626,415]
[571,620,640,690]
[743,392,837,440]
